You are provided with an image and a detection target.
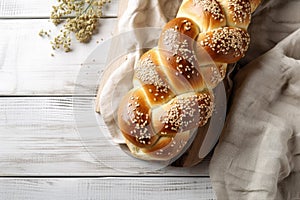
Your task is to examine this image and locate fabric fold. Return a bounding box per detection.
[210,28,300,200]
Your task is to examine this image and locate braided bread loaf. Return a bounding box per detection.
[117,0,261,160]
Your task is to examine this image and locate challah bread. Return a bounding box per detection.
[116,0,261,161]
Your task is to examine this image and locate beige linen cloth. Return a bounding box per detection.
[210,29,300,199]
[210,1,300,199]
[98,0,300,199]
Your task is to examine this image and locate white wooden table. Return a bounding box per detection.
[0,1,216,199]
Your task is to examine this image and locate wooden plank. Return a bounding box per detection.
[0,18,117,95]
[0,96,211,176]
[0,0,119,18]
[0,178,216,200]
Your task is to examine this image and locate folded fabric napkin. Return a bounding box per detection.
[210,27,300,200]
[210,1,300,199]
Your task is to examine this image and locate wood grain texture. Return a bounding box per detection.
[0,1,215,197]
[0,18,117,95]
[0,0,119,18]
[0,178,216,200]
[0,96,211,176]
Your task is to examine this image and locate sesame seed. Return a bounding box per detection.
[193,0,225,21]
[228,0,251,24]
[199,27,250,58]
[162,29,194,62]
[159,92,213,132]
[135,54,169,93]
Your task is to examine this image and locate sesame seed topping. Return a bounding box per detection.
[159,92,213,132]
[120,0,255,153]
[162,29,195,63]
[126,93,156,146]
[228,0,251,24]
[209,66,221,85]
[200,27,250,58]
[193,0,225,21]
[135,54,169,93]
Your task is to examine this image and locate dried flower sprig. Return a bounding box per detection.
[42,0,111,52]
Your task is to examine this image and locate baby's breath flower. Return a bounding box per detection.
[38,29,45,36]
[38,29,50,37]
[44,0,111,52]
[51,29,72,52]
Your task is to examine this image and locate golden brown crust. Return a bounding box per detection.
[134,49,169,90]
[157,18,207,93]
[217,0,251,29]
[117,89,159,148]
[177,0,226,32]
[114,0,261,160]
[199,63,227,89]
[147,131,191,160]
[250,0,262,13]
[196,27,250,64]
[142,84,174,106]
[161,17,200,40]
[134,49,175,105]
[152,91,214,134]
[118,87,214,154]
